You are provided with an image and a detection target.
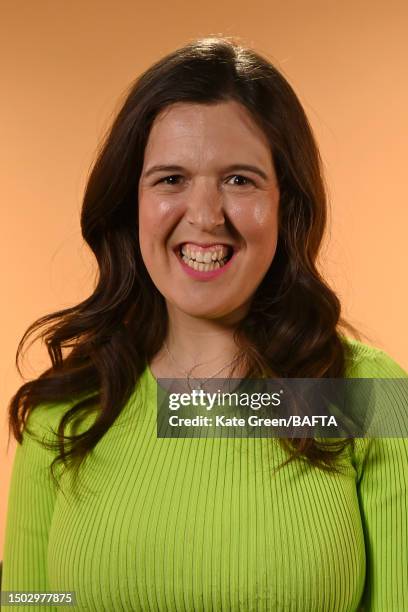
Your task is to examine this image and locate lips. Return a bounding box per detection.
[174,242,239,280]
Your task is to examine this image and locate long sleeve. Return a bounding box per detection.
[352,350,408,611]
[2,403,62,611]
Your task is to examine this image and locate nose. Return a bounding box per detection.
[184,179,225,230]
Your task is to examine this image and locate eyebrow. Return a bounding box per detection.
[142,163,269,180]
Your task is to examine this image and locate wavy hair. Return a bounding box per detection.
[9,36,361,487]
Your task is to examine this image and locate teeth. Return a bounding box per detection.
[179,242,235,273]
[183,255,224,272]
[195,251,217,263]
[181,243,231,262]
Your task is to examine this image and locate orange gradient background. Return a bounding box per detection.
[1,1,407,557]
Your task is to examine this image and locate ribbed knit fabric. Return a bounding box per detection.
[2,339,408,611]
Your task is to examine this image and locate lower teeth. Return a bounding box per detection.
[181,255,229,271]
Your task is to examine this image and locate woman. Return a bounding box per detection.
[3,37,407,611]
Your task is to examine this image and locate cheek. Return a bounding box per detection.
[231,197,279,242]
[138,195,178,247]
[252,200,278,228]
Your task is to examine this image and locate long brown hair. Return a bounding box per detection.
[9,36,361,486]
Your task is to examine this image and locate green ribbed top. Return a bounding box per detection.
[2,339,408,611]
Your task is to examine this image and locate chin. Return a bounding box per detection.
[170,298,247,322]
[178,304,226,319]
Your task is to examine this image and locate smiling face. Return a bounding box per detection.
[138,99,280,323]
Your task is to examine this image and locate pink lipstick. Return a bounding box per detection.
[174,245,238,281]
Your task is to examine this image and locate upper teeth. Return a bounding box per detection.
[180,244,231,263]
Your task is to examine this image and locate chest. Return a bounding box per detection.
[47,429,366,611]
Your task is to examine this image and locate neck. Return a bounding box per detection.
[150,303,249,379]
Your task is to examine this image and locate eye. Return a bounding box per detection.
[226,175,255,187]
[156,175,183,185]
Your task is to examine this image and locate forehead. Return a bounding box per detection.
[143,100,272,166]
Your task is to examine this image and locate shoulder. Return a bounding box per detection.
[22,369,151,449]
[15,403,75,477]
[340,336,408,378]
[22,394,97,453]
[8,402,73,493]
[340,338,408,477]
[12,398,98,488]
[25,401,71,437]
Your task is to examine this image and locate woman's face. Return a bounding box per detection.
[138,99,280,323]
